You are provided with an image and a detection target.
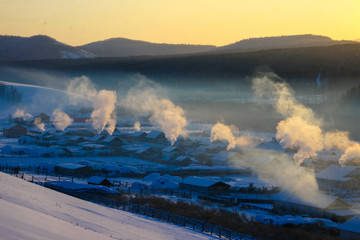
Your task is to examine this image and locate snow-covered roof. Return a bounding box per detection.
[145,131,164,139]
[135,147,151,154]
[88,135,105,142]
[47,181,117,194]
[211,151,236,162]
[316,165,359,181]
[183,176,229,188]
[102,136,121,143]
[338,216,360,233]
[273,191,344,209]
[55,163,88,170]
[87,176,109,185]
[175,156,192,162]
[162,146,181,153]
[80,143,110,149]
[122,144,154,152]
[132,131,147,137]
[69,136,86,141]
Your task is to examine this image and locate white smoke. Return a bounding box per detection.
[121,80,187,145]
[134,121,141,132]
[52,108,73,131]
[33,117,45,132]
[66,76,117,135]
[12,109,33,120]
[210,123,258,150]
[253,74,360,166]
[233,150,329,208]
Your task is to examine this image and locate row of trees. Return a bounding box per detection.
[0,83,22,103]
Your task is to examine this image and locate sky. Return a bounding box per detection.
[0,0,359,46]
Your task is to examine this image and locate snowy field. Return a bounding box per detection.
[0,172,218,240]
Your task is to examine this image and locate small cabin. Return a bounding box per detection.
[87,176,111,187]
[161,146,184,161]
[55,163,95,176]
[3,124,27,138]
[182,176,230,194]
[145,131,168,144]
[174,156,193,166]
[35,113,50,123]
[102,136,123,148]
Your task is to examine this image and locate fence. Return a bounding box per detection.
[7,171,256,240]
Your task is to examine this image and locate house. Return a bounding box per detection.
[316,165,360,192]
[55,163,95,176]
[3,124,27,138]
[273,191,350,218]
[174,135,194,148]
[87,176,111,187]
[102,136,123,148]
[174,156,193,166]
[338,216,360,240]
[145,131,168,144]
[35,113,50,123]
[88,134,106,143]
[130,131,147,142]
[210,151,236,166]
[134,147,158,159]
[181,176,230,194]
[67,136,87,145]
[161,146,184,161]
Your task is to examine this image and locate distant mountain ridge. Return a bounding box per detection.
[79,37,216,57]
[215,34,354,53]
[0,35,95,61]
[0,34,357,61]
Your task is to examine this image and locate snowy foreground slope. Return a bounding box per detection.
[0,173,216,240]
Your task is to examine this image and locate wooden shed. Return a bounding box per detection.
[3,124,27,138]
[87,176,111,187]
[55,163,95,176]
[181,176,230,194]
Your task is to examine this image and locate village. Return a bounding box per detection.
[1,111,360,239]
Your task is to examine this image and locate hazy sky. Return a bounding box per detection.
[1,0,359,46]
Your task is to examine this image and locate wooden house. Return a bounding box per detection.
[145,131,168,145]
[161,146,184,161]
[55,163,95,176]
[3,124,27,138]
[35,113,50,123]
[87,176,111,187]
[181,176,230,194]
[316,165,360,192]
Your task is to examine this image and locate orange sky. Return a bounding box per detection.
[0,0,359,46]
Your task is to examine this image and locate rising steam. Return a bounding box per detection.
[12,109,33,120]
[134,121,141,132]
[253,74,360,166]
[52,109,73,131]
[210,123,258,150]
[33,117,45,132]
[66,76,117,135]
[121,79,187,145]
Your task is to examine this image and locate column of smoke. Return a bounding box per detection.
[121,80,187,145]
[253,74,360,166]
[12,109,33,120]
[33,117,45,132]
[66,76,117,135]
[52,108,73,131]
[210,123,259,149]
[134,122,141,132]
[233,150,328,208]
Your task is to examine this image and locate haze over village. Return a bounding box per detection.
[0,1,360,240]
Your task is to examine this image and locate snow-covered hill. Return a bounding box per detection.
[0,172,216,240]
[0,80,91,116]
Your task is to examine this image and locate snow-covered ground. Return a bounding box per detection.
[0,172,218,240]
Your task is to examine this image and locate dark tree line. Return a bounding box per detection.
[0,83,22,103]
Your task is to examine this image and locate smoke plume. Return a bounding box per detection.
[134,121,141,132]
[210,123,258,150]
[52,109,73,131]
[253,74,360,165]
[12,109,33,120]
[33,117,45,132]
[233,150,329,208]
[66,76,117,135]
[121,80,187,145]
